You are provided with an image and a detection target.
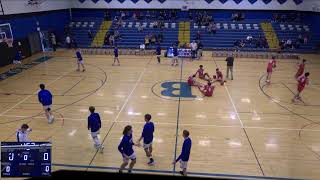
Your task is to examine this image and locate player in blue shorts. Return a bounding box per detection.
[113,46,120,66]
[156,44,161,63]
[137,114,155,165]
[38,84,54,124]
[9,51,23,73]
[173,130,192,176]
[75,48,86,72]
[172,44,179,66]
[88,106,104,153]
[118,125,140,173]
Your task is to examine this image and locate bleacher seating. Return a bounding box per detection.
[272,22,320,53]
[191,19,267,51]
[67,11,320,53]
[69,17,103,47]
[107,20,179,49]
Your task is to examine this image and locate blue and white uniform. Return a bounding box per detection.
[76,50,84,64]
[141,122,154,149]
[156,46,161,57]
[173,47,178,59]
[176,137,192,169]
[118,134,136,163]
[88,112,102,149]
[16,129,32,142]
[38,89,53,110]
[114,48,119,57]
[13,51,22,64]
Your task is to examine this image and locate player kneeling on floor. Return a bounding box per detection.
[198,82,214,97]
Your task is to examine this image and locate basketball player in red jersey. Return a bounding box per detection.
[292,72,310,102]
[295,59,306,79]
[198,82,214,97]
[188,75,196,86]
[194,65,211,81]
[212,68,226,85]
[266,56,277,84]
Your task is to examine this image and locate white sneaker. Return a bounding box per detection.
[48,115,54,124]
[99,146,104,153]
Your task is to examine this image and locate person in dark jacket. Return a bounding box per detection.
[225,54,234,80]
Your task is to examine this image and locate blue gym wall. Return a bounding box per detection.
[0,10,70,41]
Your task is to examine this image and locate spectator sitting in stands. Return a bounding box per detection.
[139,43,145,51]
[133,12,137,20]
[157,33,163,43]
[285,39,293,49]
[145,35,150,48]
[304,35,308,44]
[232,13,239,22]
[104,32,110,45]
[281,14,287,22]
[88,29,93,39]
[109,35,114,46]
[293,40,300,49]
[234,40,245,50]
[298,34,304,44]
[279,39,285,50]
[146,11,151,19]
[151,34,156,45]
[196,31,201,40]
[153,21,158,28]
[120,11,126,20]
[104,11,110,20]
[273,13,280,22]
[246,35,253,44]
[114,30,121,40]
[137,23,143,32]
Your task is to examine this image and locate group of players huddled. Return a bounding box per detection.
[187,65,226,97]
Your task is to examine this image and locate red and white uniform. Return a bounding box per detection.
[203,85,214,97]
[297,75,308,92]
[296,63,305,78]
[188,76,196,86]
[216,70,223,80]
[267,59,276,73]
[196,68,205,79]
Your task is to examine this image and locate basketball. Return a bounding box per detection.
[213,75,217,79]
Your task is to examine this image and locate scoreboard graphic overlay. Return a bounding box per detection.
[1,142,52,177]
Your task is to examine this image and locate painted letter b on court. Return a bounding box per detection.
[161,82,196,98]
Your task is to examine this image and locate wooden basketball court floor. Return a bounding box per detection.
[0,50,320,180]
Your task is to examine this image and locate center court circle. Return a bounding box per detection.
[151,80,204,101]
